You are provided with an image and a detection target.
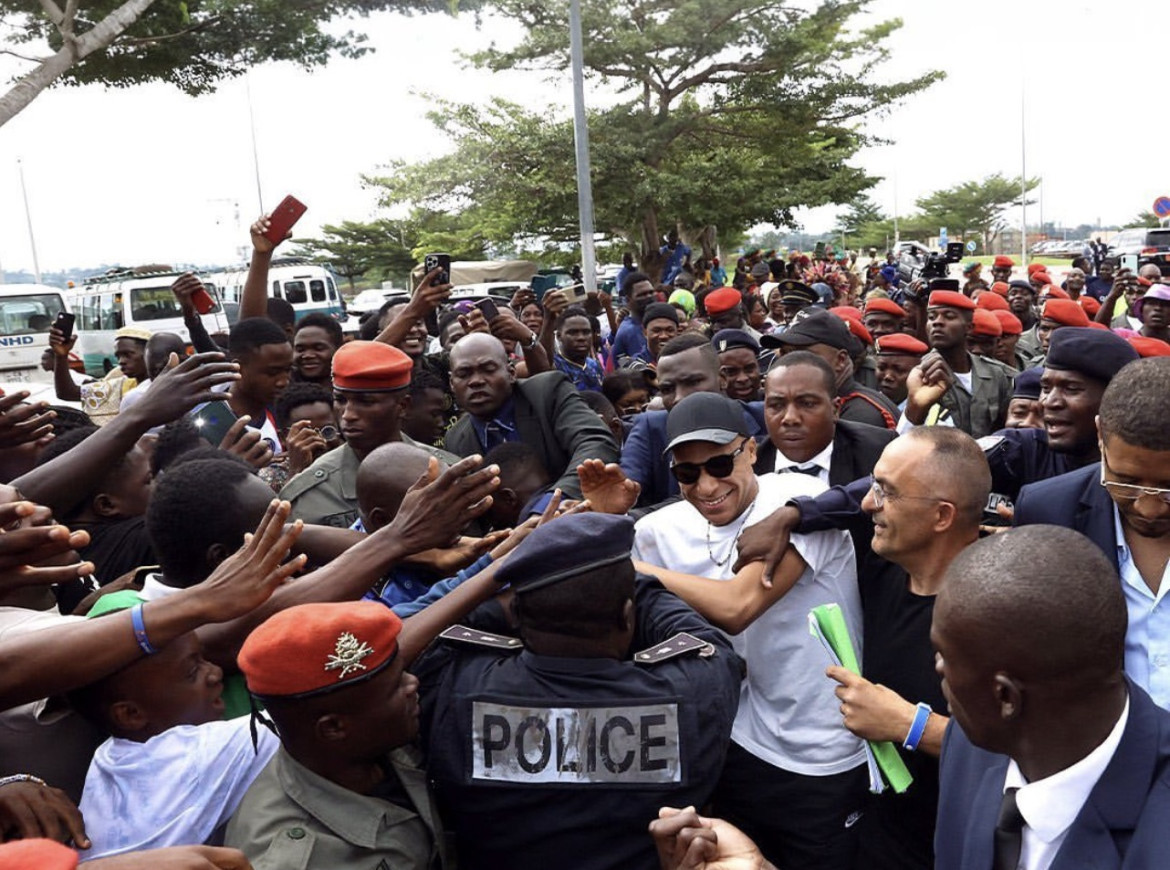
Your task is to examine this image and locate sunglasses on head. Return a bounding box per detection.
[670,437,749,485]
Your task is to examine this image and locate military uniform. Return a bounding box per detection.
[280,437,460,528]
[226,745,446,870]
[936,352,1014,439]
[414,578,743,870]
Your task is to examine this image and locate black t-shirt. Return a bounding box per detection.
[856,557,946,870]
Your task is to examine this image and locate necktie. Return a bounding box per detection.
[781,464,821,477]
[993,787,1025,870]
[483,421,509,452]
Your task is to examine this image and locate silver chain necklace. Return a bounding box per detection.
[706,500,756,567]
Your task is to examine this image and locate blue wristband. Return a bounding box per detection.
[903,702,932,752]
[130,603,157,656]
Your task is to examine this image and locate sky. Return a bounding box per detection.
[1,0,1168,276]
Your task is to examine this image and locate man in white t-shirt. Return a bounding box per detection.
[631,391,866,870]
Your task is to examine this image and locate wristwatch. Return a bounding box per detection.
[524,332,540,350]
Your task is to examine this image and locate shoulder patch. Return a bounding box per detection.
[977,435,1006,453]
[439,625,522,651]
[634,632,715,665]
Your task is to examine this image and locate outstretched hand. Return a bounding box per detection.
[650,807,774,870]
[577,459,639,514]
[0,392,55,450]
[388,455,500,556]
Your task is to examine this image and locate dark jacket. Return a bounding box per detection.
[444,371,619,501]
[938,352,1014,439]
[1014,462,1117,570]
[934,680,1170,870]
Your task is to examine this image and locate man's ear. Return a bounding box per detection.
[994,673,1023,721]
[93,492,120,520]
[831,396,842,419]
[315,713,347,743]
[109,700,147,735]
[205,543,230,574]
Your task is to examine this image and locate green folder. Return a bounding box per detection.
[809,603,913,794]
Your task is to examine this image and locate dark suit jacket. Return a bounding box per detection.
[620,401,767,507]
[1014,463,1118,571]
[935,680,1170,870]
[444,371,618,500]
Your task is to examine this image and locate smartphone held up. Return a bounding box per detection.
[264,196,308,245]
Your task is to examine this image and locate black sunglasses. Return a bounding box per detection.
[670,437,749,485]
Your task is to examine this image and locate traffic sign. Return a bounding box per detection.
[966,241,977,253]
[1154,197,1170,218]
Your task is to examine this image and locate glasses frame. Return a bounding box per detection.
[1099,443,1170,504]
[868,479,952,510]
[670,436,750,485]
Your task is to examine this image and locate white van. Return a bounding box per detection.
[72,269,231,376]
[0,283,72,401]
[203,257,347,323]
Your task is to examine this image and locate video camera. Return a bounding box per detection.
[916,242,965,281]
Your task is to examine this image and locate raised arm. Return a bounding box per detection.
[171,273,220,354]
[240,216,287,321]
[48,326,82,403]
[375,268,451,347]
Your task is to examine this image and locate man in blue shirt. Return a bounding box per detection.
[611,273,657,368]
[660,230,692,284]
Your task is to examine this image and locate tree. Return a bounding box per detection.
[369,0,941,276]
[834,195,887,248]
[914,173,1039,252]
[0,0,477,129]
[1123,210,1161,229]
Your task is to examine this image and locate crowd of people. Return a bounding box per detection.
[0,216,1168,870]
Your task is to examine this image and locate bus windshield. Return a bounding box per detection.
[130,287,184,321]
[0,294,65,334]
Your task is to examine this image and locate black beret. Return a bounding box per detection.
[1011,366,1043,401]
[711,328,761,356]
[642,302,680,327]
[1045,327,1139,384]
[496,513,635,594]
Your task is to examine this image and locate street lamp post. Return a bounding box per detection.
[569,0,597,294]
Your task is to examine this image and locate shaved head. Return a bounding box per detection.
[902,427,991,527]
[357,442,443,531]
[450,333,508,368]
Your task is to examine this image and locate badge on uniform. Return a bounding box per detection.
[634,632,715,665]
[440,625,523,651]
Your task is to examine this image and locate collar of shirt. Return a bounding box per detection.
[1113,504,1170,605]
[775,439,833,480]
[139,573,181,602]
[470,396,517,448]
[1003,695,1129,845]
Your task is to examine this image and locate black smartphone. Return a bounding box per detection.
[53,310,75,337]
[424,253,452,286]
[189,400,239,446]
[475,298,499,321]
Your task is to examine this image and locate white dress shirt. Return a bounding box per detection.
[774,440,833,485]
[1002,697,1129,870]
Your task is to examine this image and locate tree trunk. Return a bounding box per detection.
[639,207,665,282]
[0,0,158,129]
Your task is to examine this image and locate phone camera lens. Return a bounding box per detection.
[319,425,339,442]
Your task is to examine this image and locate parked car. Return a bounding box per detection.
[1109,227,1170,276]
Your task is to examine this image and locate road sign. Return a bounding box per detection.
[1154,197,1170,218]
[966,241,977,253]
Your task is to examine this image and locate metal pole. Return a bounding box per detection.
[1020,90,1027,268]
[17,159,41,284]
[569,0,597,294]
[892,169,900,249]
[245,77,265,215]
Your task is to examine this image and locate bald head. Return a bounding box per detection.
[450,332,508,367]
[357,442,443,531]
[903,427,991,527]
[937,526,1125,684]
[1139,263,1162,284]
[145,332,186,380]
[449,333,514,420]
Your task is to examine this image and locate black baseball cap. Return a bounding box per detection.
[760,310,853,351]
[663,392,749,454]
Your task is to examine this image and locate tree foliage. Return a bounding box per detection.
[913,173,1039,250]
[0,0,477,128]
[369,0,942,274]
[1123,210,1162,229]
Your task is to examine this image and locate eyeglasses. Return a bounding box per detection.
[670,437,749,485]
[868,479,950,509]
[1099,444,1170,504]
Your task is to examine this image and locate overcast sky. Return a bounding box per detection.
[1,0,1167,275]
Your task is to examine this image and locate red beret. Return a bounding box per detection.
[1079,296,1101,317]
[1041,299,1090,328]
[993,310,1023,336]
[0,840,78,870]
[972,308,1003,338]
[990,281,1010,297]
[240,601,402,698]
[863,297,906,319]
[1129,336,1170,357]
[993,256,1015,269]
[1087,321,1111,331]
[1031,272,1054,286]
[875,333,928,356]
[1137,277,1153,287]
[332,341,413,391]
[704,287,743,316]
[1040,286,1069,300]
[976,292,1010,312]
[830,305,862,322]
[928,290,976,311]
[1026,263,1048,276]
[829,310,873,345]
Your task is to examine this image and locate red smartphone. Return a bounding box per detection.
[264,195,307,245]
[191,283,217,315]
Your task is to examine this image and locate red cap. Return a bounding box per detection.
[976,292,1010,312]
[928,290,977,311]
[1137,277,1153,287]
[1031,271,1054,286]
[993,256,1015,269]
[332,341,413,391]
[972,308,1003,337]
[1041,299,1091,328]
[1026,263,1047,276]
[704,287,743,315]
[1041,286,1070,300]
[1129,336,1170,357]
[0,840,78,870]
[991,281,1010,297]
[830,311,873,345]
[830,305,862,322]
[240,601,402,698]
[1087,321,1111,331]
[863,297,906,318]
[875,333,928,356]
[993,310,1023,336]
[1079,296,1101,317]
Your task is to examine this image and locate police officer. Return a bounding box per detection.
[413,512,742,870]
[280,341,459,527]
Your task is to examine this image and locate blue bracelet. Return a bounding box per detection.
[130,603,157,656]
[903,702,932,752]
